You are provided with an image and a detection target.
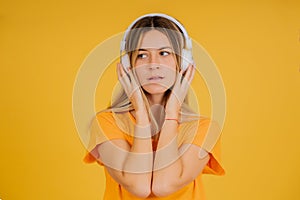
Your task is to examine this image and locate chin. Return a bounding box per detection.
[142,84,169,95]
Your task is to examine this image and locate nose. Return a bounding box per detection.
[149,65,160,70]
[149,52,160,70]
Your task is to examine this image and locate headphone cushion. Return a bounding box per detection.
[121,54,130,72]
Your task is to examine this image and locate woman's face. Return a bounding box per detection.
[133,29,177,95]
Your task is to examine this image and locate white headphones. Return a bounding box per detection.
[120,13,193,72]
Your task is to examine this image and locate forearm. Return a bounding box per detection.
[121,111,153,196]
[123,128,153,182]
[152,119,185,196]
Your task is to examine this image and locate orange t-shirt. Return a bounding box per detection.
[84,111,225,200]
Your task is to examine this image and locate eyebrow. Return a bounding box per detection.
[137,47,173,51]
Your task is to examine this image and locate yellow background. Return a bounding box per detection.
[1,0,299,199]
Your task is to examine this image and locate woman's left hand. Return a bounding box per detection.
[165,64,195,118]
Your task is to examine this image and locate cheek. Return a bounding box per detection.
[163,56,177,68]
[163,68,177,86]
[170,71,177,85]
[134,67,147,84]
[134,60,143,67]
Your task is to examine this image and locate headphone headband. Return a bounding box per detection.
[120,13,192,52]
[120,13,194,71]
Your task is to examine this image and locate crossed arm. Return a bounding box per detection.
[152,119,210,197]
[97,111,153,198]
[97,119,210,198]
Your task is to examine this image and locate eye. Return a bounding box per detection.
[137,53,148,59]
[160,51,170,56]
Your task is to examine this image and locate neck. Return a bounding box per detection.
[146,93,165,106]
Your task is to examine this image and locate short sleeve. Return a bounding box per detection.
[83,112,127,165]
[180,117,225,175]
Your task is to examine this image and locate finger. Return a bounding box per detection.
[126,68,140,90]
[116,63,122,79]
[188,64,196,84]
[176,68,184,84]
[181,65,194,92]
[127,68,136,83]
[129,72,140,94]
[184,64,193,79]
[184,64,195,84]
[186,64,195,82]
[117,63,129,87]
[119,64,142,100]
[180,64,191,84]
[118,63,133,95]
[173,73,181,90]
[121,63,133,83]
[118,63,129,80]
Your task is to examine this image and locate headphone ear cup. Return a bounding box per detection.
[121,54,130,72]
[181,49,193,71]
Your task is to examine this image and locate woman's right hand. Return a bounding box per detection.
[117,63,149,123]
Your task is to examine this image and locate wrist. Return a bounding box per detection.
[165,111,179,119]
[165,106,179,117]
[134,123,152,139]
[164,118,179,124]
[135,110,150,126]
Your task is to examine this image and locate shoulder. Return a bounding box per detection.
[94,111,134,137]
[179,115,213,132]
[94,111,129,124]
[178,116,221,146]
[95,111,113,121]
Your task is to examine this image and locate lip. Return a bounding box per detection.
[148,75,164,81]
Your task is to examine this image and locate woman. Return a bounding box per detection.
[84,13,225,199]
